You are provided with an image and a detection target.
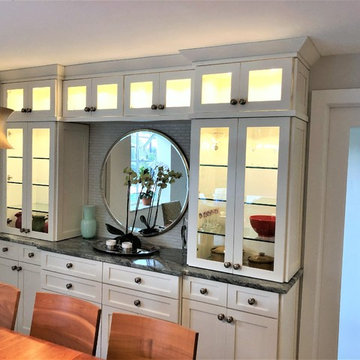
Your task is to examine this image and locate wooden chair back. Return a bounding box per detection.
[30,292,101,355]
[0,282,20,330]
[107,313,199,360]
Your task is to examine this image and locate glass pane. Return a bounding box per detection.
[32,87,51,110]
[248,68,282,102]
[130,81,152,109]
[7,89,24,111]
[67,86,87,110]
[97,84,118,110]
[197,127,229,261]
[32,128,50,233]
[6,128,23,230]
[242,126,280,271]
[166,78,191,107]
[201,73,231,105]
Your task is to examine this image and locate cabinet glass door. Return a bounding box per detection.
[241,126,279,271]
[63,79,91,117]
[194,63,240,113]
[5,127,24,231]
[239,58,292,111]
[32,86,51,111]
[5,87,24,112]
[124,74,158,115]
[31,128,50,234]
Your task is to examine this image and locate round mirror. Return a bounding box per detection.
[101,129,189,236]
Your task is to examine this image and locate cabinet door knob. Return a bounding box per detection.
[151,104,157,110]
[158,104,165,110]
[224,262,232,268]
[21,108,26,113]
[28,252,34,258]
[20,228,25,233]
[233,263,241,270]
[134,299,141,307]
[239,98,247,105]
[248,298,256,305]
[11,265,17,271]
[66,283,73,289]
[230,98,238,105]
[226,316,234,323]
[134,277,142,284]
[26,108,32,113]
[2,247,8,252]
[16,266,22,272]
[24,229,30,234]
[66,263,73,269]
[84,107,91,112]
[200,288,208,295]
[217,313,225,321]
[90,106,96,112]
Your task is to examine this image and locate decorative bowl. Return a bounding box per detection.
[249,215,276,237]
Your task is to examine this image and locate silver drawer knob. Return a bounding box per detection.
[28,252,34,258]
[66,283,73,289]
[66,263,73,269]
[217,313,225,321]
[134,299,141,307]
[226,316,234,323]
[134,277,142,284]
[200,288,208,295]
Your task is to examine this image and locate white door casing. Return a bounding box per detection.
[299,89,360,359]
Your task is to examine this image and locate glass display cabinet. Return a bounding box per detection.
[194,58,307,118]
[124,70,193,116]
[1,80,59,121]
[63,76,123,118]
[1,122,89,241]
[187,117,306,282]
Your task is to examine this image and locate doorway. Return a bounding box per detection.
[299,89,360,359]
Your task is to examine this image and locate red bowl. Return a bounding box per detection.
[249,215,276,237]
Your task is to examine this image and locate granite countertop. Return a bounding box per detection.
[0,233,301,294]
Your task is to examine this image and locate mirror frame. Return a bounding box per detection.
[100,128,189,236]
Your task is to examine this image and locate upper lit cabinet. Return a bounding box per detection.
[1,122,89,241]
[1,80,59,121]
[194,58,309,118]
[124,70,193,117]
[187,117,306,282]
[63,76,123,119]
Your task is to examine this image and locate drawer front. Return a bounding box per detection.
[103,263,179,299]
[228,284,279,318]
[19,246,41,265]
[42,252,102,281]
[103,284,179,323]
[183,276,227,306]
[41,270,101,303]
[0,240,19,260]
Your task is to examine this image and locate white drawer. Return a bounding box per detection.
[183,276,227,306]
[103,283,179,323]
[41,270,102,304]
[19,246,41,265]
[228,285,279,318]
[0,240,19,260]
[41,252,102,281]
[103,263,180,299]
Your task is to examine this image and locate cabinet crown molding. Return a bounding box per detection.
[0,37,319,82]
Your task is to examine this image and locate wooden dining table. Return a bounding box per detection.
[0,327,101,359]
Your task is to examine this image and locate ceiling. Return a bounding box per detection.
[1,0,360,71]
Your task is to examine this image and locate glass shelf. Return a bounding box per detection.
[245,166,278,170]
[244,201,276,207]
[7,181,22,185]
[197,230,225,237]
[7,156,23,159]
[198,197,226,203]
[200,164,228,168]
[32,183,49,187]
[33,157,50,160]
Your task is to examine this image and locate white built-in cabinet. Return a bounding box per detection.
[1,80,60,121]
[194,58,309,119]
[124,70,193,116]
[0,241,41,335]
[187,117,306,282]
[182,276,299,360]
[1,122,89,241]
[62,76,123,118]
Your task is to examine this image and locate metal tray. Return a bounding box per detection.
[92,240,159,256]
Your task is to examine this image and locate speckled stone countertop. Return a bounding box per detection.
[0,233,301,294]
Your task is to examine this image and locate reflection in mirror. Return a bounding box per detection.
[101,129,189,236]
